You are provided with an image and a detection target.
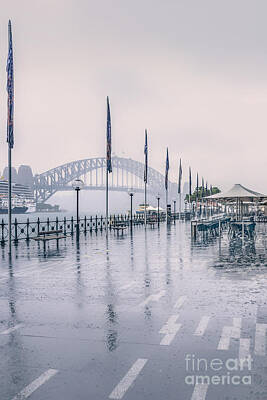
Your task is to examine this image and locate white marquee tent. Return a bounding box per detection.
[207,184,267,202]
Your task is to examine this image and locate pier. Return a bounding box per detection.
[1,218,267,400]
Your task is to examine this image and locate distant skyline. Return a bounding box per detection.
[0,0,267,193]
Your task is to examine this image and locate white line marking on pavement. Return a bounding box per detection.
[218,318,241,350]
[239,338,251,368]
[194,316,210,336]
[63,266,75,272]
[233,317,242,328]
[174,295,187,309]
[121,283,135,291]
[218,326,232,350]
[0,323,24,335]
[255,323,267,356]
[11,369,58,400]
[139,290,165,307]
[12,266,57,279]
[15,266,38,276]
[109,358,148,399]
[191,383,209,400]
[239,338,250,359]
[207,269,216,276]
[159,314,182,345]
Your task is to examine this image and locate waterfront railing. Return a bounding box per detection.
[0,214,167,245]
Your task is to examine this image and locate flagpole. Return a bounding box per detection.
[144,182,147,228]
[165,147,169,225]
[189,194,191,213]
[106,96,112,236]
[166,187,168,224]
[189,166,191,215]
[179,191,181,220]
[8,146,12,255]
[7,20,14,256]
[106,168,108,236]
[143,130,148,228]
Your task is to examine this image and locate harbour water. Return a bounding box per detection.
[0,221,266,399]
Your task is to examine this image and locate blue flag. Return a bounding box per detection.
[165,148,169,191]
[144,130,148,184]
[7,20,14,149]
[189,167,192,196]
[106,96,112,173]
[178,158,182,194]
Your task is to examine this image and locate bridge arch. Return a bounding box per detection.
[34,156,177,203]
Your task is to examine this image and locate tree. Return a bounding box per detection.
[185,186,220,202]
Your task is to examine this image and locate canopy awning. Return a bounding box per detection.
[146,205,164,212]
[206,184,267,202]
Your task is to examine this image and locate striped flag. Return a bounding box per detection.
[165,148,169,191]
[7,20,14,149]
[144,130,148,184]
[178,158,182,194]
[106,96,112,173]
[189,167,192,196]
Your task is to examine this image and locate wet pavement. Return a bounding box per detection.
[0,222,267,400]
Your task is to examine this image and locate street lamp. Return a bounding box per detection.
[72,179,84,239]
[156,193,160,226]
[128,188,134,229]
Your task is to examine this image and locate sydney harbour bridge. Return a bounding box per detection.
[33,156,178,204]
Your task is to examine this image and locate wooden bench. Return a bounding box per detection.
[147,220,156,228]
[111,224,127,235]
[33,229,66,250]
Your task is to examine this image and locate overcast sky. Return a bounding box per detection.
[0,0,266,193]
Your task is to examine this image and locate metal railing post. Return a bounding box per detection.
[37,217,40,235]
[1,219,5,246]
[63,217,66,235]
[26,218,30,242]
[71,216,74,236]
[14,218,18,243]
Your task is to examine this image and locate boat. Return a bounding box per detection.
[0,206,28,214]
[0,180,34,198]
[136,203,164,215]
[0,195,28,214]
[0,179,35,213]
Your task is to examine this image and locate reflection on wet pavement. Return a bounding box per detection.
[0,222,266,400]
